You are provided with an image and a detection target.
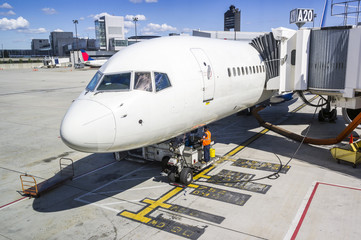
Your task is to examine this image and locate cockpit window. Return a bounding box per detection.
[86,71,103,91]
[97,72,131,91]
[134,72,152,92]
[155,72,171,92]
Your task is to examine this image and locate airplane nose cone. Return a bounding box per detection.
[60,100,116,152]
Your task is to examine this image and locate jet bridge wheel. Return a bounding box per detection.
[180,168,193,185]
[318,108,337,122]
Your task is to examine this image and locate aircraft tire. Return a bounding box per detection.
[180,168,193,185]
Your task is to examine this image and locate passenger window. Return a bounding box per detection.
[97,72,131,91]
[228,68,231,77]
[134,72,152,92]
[249,66,252,74]
[155,72,171,92]
[233,67,236,76]
[253,66,256,74]
[245,67,248,75]
[237,67,240,76]
[86,71,103,91]
[241,67,245,75]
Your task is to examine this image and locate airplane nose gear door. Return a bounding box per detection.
[190,48,215,102]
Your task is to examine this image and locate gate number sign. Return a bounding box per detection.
[290,8,314,24]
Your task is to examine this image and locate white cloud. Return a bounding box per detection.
[79,17,85,21]
[53,28,64,32]
[90,12,112,20]
[42,8,57,15]
[145,0,158,2]
[142,23,177,34]
[124,21,134,28]
[18,27,47,34]
[0,16,29,30]
[0,10,15,16]
[87,27,95,31]
[125,14,146,21]
[0,3,12,9]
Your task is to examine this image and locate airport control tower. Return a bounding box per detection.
[224,5,241,31]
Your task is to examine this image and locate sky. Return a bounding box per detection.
[0,0,352,49]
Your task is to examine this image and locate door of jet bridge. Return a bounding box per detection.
[190,48,215,102]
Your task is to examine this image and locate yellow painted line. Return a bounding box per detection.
[142,199,172,209]
[227,128,270,157]
[193,165,215,181]
[291,95,319,113]
[227,145,245,157]
[225,95,318,157]
[120,95,320,225]
[120,187,183,223]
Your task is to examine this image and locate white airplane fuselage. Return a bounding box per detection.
[60,36,274,153]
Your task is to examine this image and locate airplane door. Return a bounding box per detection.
[190,48,215,102]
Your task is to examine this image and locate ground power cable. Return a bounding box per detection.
[205,96,322,185]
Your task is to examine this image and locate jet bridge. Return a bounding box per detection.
[252,25,361,124]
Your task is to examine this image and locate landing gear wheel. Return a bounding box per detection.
[318,108,337,122]
[180,168,193,185]
[329,109,337,122]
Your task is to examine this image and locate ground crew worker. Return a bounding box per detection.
[202,126,211,163]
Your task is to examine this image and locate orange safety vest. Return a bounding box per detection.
[202,130,211,146]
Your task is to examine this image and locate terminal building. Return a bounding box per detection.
[49,32,74,56]
[95,15,126,51]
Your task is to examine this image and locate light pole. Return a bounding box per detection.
[72,19,80,65]
[133,17,138,42]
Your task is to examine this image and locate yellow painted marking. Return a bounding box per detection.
[226,128,270,157]
[193,165,215,181]
[142,199,172,209]
[291,95,319,113]
[120,187,183,223]
[120,98,318,225]
[260,128,269,134]
[227,145,245,157]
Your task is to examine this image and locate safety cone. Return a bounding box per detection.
[349,134,354,144]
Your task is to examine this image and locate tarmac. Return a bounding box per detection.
[1,68,361,240]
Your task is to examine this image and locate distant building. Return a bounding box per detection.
[95,15,125,51]
[31,39,50,51]
[192,30,264,41]
[31,39,51,56]
[127,35,160,45]
[50,32,73,56]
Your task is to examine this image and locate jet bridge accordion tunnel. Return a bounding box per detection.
[251,26,361,126]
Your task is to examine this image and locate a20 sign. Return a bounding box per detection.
[290,8,314,23]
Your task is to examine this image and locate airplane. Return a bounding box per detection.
[60,36,276,153]
[81,50,109,67]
